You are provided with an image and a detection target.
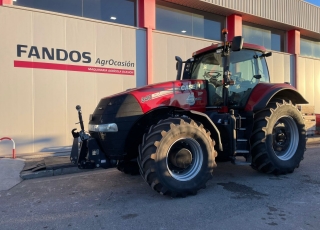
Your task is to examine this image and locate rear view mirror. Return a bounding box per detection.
[264,52,272,57]
[175,56,183,80]
[232,36,244,52]
[259,52,272,58]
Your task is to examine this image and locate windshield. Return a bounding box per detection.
[191,52,224,85]
[191,49,270,108]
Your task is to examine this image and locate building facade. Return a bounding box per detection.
[0,0,319,156]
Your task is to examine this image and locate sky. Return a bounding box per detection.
[305,0,320,6]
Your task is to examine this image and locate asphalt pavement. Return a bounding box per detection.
[0,142,319,230]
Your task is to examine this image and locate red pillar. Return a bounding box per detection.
[227,14,242,41]
[0,0,12,5]
[287,30,300,88]
[287,30,300,55]
[138,0,155,85]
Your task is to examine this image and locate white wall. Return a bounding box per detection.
[153,30,216,83]
[266,52,295,85]
[298,56,320,113]
[0,6,139,156]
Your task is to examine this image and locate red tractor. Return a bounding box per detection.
[70,30,307,197]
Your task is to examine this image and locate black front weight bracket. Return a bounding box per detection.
[70,105,115,170]
[70,129,80,164]
[70,130,114,169]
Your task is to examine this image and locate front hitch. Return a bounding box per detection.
[70,105,92,168]
[70,105,115,169]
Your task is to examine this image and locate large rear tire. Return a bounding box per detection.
[138,117,217,197]
[250,100,306,174]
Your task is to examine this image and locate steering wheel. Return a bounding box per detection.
[203,71,223,87]
[203,71,221,79]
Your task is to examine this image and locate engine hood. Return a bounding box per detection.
[101,80,208,113]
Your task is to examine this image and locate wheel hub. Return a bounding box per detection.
[276,131,286,143]
[272,116,299,161]
[169,148,192,169]
[166,138,203,181]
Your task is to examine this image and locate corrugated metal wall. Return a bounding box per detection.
[0,6,138,156]
[153,30,215,83]
[202,0,320,34]
[298,56,320,113]
[266,52,295,85]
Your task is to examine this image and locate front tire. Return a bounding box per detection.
[138,117,217,197]
[250,100,306,174]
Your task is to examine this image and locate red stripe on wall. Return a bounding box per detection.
[14,60,135,76]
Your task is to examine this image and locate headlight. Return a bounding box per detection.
[88,123,118,132]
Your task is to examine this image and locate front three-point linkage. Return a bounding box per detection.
[70,105,116,170]
[70,105,94,169]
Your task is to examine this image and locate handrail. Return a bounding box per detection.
[0,137,16,159]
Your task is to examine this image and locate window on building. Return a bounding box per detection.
[156,1,224,41]
[13,0,136,27]
[242,23,285,52]
[83,0,136,26]
[301,37,320,59]
[13,0,82,16]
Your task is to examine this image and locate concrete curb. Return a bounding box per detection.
[307,135,320,144]
[20,166,102,180]
[18,151,70,160]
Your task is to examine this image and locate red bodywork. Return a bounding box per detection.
[111,80,208,113]
[106,81,304,114]
[245,83,304,111]
[102,43,305,115]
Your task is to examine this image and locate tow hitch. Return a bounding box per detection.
[70,105,115,169]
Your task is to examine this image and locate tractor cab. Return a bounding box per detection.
[178,31,272,110]
[190,47,271,108]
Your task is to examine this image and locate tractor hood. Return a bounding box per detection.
[98,80,208,114]
[88,80,208,157]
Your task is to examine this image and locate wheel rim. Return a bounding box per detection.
[166,138,203,181]
[272,116,299,161]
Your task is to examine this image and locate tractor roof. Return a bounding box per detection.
[192,43,267,57]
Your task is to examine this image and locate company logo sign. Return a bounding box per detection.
[14,45,135,76]
[17,45,92,63]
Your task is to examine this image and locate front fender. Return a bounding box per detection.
[185,110,223,151]
[245,83,308,112]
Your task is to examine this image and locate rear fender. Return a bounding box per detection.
[245,83,308,112]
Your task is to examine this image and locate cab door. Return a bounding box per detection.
[228,49,270,108]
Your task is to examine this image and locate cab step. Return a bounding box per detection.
[235,150,249,154]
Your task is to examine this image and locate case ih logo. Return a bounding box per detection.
[14,45,134,76]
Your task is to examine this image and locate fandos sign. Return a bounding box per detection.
[14,45,135,76]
